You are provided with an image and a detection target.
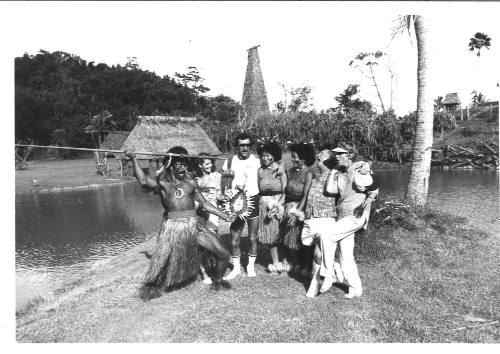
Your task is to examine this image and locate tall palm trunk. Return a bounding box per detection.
[369,65,386,112]
[405,15,434,207]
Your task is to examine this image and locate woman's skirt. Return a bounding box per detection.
[144,216,200,289]
[280,201,304,251]
[258,195,282,245]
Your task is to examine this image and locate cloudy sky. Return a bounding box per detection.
[1,1,498,117]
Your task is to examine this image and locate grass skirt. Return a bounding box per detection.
[280,201,304,250]
[258,195,282,245]
[143,216,200,289]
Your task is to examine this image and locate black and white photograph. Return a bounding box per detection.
[2,0,499,345]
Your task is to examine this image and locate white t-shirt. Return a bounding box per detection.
[222,154,261,196]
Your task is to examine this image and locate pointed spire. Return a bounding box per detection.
[242,45,269,120]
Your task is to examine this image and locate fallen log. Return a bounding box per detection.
[482,143,497,155]
[458,145,475,154]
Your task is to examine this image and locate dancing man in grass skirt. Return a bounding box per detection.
[125,147,235,300]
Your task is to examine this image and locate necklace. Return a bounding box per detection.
[172,178,184,199]
[174,187,184,199]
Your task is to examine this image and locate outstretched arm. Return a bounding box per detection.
[125,151,159,190]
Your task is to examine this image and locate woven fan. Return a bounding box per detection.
[221,188,255,220]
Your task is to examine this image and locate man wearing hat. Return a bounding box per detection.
[308,144,378,298]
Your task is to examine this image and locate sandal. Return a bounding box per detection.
[267,264,278,273]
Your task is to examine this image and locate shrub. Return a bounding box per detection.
[434,111,457,134]
[204,110,416,164]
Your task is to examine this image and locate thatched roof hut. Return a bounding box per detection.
[117,116,221,160]
[100,131,130,157]
[442,93,461,110]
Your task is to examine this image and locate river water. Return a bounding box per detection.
[15,169,499,309]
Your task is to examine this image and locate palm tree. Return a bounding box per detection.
[84,110,116,148]
[471,90,488,106]
[434,96,444,111]
[349,51,387,112]
[393,15,434,208]
[469,32,492,57]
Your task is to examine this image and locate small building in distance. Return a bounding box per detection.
[442,93,461,111]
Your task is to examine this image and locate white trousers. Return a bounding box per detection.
[307,215,367,291]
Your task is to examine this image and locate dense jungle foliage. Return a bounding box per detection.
[15,50,457,162]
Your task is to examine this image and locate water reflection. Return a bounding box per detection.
[15,183,163,308]
[376,169,499,234]
[15,170,499,309]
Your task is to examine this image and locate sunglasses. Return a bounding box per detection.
[238,144,251,147]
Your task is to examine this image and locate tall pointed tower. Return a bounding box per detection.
[242,45,270,120]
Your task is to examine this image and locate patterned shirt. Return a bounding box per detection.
[307,170,337,218]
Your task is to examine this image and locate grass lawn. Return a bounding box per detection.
[15,158,132,193]
[15,198,500,343]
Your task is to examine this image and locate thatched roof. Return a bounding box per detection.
[442,93,461,105]
[117,116,221,160]
[100,131,130,156]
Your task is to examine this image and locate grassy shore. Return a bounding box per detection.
[15,157,133,193]
[16,154,407,195]
[15,196,499,343]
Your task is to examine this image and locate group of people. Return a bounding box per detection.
[125,131,378,301]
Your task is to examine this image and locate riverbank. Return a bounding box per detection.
[16,154,410,194]
[15,158,134,194]
[15,197,499,342]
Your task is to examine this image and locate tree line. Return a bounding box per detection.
[15,50,242,149]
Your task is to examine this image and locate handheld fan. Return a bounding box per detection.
[221,187,255,220]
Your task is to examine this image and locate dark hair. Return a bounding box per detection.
[289,143,316,167]
[323,158,337,170]
[234,132,253,146]
[163,146,188,166]
[197,153,216,173]
[257,141,282,162]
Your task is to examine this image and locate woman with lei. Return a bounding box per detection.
[280,143,315,274]
[257,140,287,273]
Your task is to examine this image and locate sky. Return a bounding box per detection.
[1,1,499,117]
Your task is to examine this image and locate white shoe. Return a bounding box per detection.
[306,279,320,298]
[319,276,335,293]
[247,255,257,277]
[224,257,241,280]
[247,267,256,277]
[202,277,212,285]
[345,287,362,299]
[223,267,241,280]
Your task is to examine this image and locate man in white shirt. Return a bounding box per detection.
[222,132,262,279]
